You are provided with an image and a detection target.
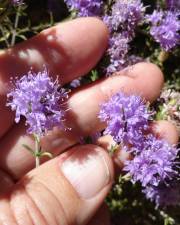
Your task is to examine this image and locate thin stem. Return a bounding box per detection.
[0,25,10,48]
[34,134,41,168]
[11,4,21,46]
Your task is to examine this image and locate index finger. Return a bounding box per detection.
[0,17,108,137]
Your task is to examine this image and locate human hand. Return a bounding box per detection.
[0,17,178,225]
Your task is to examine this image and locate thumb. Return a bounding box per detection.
[0,145,114,225]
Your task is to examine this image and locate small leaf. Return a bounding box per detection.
[108,144,119,156]
[23,144,34,154]
[119,173,131,183]
[40,151,53,159]
[90,70,99,81]
[33,150,43,157]
[169,98,177,106]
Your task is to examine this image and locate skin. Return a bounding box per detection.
[0,17,178,225]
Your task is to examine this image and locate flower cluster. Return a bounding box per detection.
[64,0,145,75]
[99,92,180,207]
[146,10,180,51]
[166,0,180,10]
[106,33,129,73]
[7,69,68,135]
[124,135,179,187]
[64,0,103,17]
[104,0,145,74]
[105,0,145,38]
[99,92,151,150]
[158,88,180,135]
[143,181,180,207]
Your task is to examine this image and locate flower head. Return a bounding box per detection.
[106,33,129,74]
[105,0,145,38]
[104,0,145,75]
[64,0,103,17]
[7,69,68,135]
[70,78,81,89]
[166,0,180,10]
[124,135,179,187]
[143,181,180,207]
[11,0,23,5]
[147,10,180,51]
[99,92,151,150]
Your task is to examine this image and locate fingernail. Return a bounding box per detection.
[61,146,111,199]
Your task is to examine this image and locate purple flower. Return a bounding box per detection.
[105,0,145,39]
[143,181,180,207]
[166,0,180,10]
[106,33,130,74]
[11,0,23,5]
[147,10,180,51]
[70,78,81,88]
[104,0,145,75]
[127,55,144,66]
[64,0,103,17]
[7,69,68,135]
[124,135,179,187]
[99,92,151,150]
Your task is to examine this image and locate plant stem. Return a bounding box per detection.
[11,4,21,46]
[34,134,41,168]
[0,25,10,48]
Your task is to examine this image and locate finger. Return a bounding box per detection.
[87,204,111,225]
[0,145,114,225]
[0,169,14,194]
[97,135,131,171]
[0,17,108,137]
[151,120,179,145]
[97,120,179,170]
[0,62,164,179]
[66,62,164,135]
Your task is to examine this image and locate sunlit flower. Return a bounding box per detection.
[7,69,68,135]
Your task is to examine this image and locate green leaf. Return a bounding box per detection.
[108,144,119,156]
[22,144,34,154]
[90,70,99,81]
